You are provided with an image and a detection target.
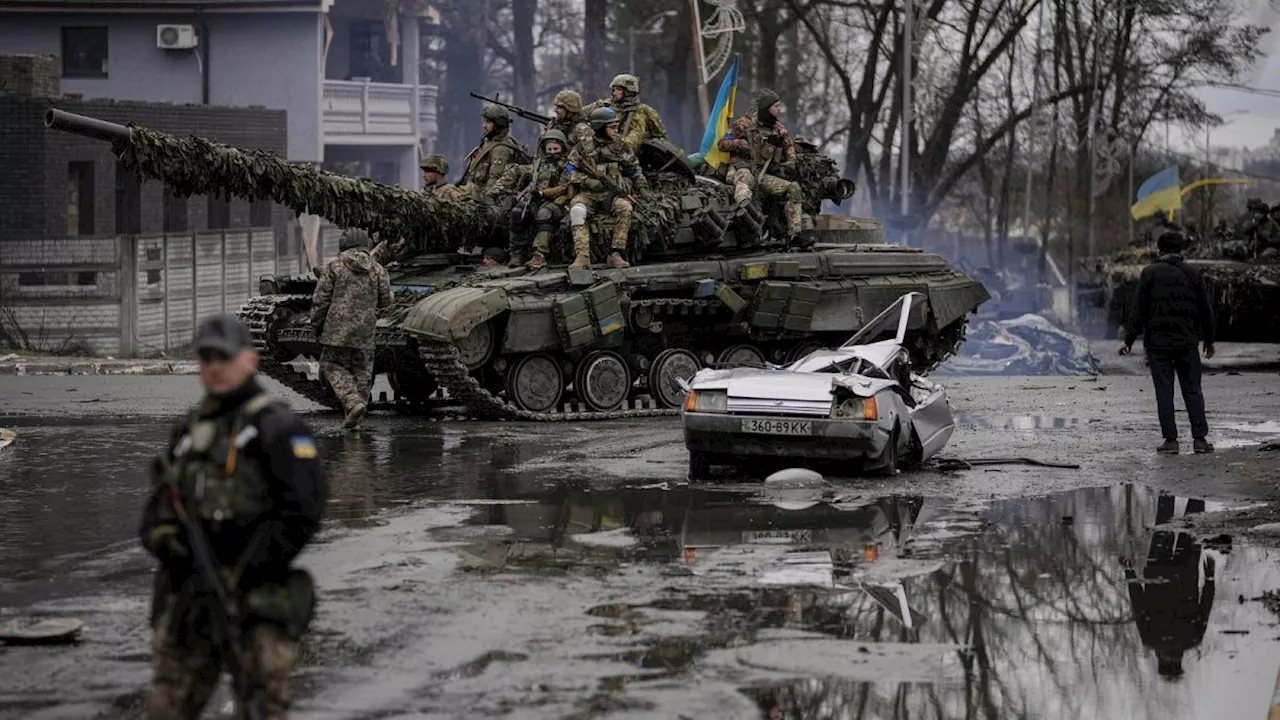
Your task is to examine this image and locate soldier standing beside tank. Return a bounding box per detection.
[719,88,804,242]
[141,313,327,719]
[566,107,649,269]
[545,89,595,154]
[459,104,529,195]
[585,74,668,152]
[310,228,392,430]
[507,130,573,269]
[373,155,464,264]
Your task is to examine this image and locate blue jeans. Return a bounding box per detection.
[1147,347,1209,441]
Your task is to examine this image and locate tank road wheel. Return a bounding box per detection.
[648,348,700,409]
[786,342,824,364]
[716,344,765,368]
[575,350,632,412]
[506,353,564,413]
[457,322,496,370]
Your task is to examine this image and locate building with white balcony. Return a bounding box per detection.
[0,0,439,190]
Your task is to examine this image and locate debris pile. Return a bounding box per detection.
[936,314,1100,376]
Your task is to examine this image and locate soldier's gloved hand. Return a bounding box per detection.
[585,178,605,192]
[147,523,188,563]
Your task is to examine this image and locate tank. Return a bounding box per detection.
[1079,224,1280,342]
[45,109,990,421]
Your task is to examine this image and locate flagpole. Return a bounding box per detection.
[689,0,711,125]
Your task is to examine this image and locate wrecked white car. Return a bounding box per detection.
[682,292,955,479]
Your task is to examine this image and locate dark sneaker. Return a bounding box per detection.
[1193,438,1215,454]
[1157,440,1180,455]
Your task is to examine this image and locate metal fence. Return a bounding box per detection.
[0,225,331,358]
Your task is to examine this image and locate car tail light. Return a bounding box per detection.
[832,395,878,420]
[685,390,727,413]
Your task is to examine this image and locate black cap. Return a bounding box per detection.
[192,314,254,357]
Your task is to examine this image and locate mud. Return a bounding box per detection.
[2,372,1280,719]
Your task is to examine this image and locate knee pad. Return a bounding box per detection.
[570,204,588,226]
[535,205,556,224]
[509,205,526,225]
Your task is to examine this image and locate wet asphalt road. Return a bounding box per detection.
[2,372,1280,719]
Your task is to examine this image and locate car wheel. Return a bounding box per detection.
[877,424,900,477]
[689,451,712,483]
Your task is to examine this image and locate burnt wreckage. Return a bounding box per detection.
[46,107,990,421]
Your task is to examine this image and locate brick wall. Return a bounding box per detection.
[0,93,289,241]
[0,54,60,98]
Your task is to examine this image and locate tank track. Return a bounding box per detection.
[239,294,343,410]
[415,296,972,422]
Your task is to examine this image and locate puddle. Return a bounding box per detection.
[955,414,1093,430]
[458,483,1280,718]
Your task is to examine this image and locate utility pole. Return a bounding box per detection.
[689,0,711,124]
[900,0,912,246]
[1020,0,1047,256]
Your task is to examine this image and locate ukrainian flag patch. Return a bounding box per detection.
[291,436,318,459]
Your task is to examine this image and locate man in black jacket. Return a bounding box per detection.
[1120,230,1216,454]
[141,314,327,719]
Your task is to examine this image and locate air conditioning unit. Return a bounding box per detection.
[157,24,198,50]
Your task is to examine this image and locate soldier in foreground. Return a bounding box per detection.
[585,74,668,152]
[141,314,327,719]
[566,107,648,269]
[311,228,392,429]
[460,104,529,195]
[507,129,573,268]
[719,88,804,242]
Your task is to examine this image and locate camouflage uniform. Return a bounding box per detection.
[719,89,803,238]
[460,105,530,195]
[583,74,668,153]
[507,130,573,268]
[1228,198,1274,260]
[566,108,648,269]
[373,156,464,264]
[545,89,595,155]
[141,315,326,720]
[310,229,392,428]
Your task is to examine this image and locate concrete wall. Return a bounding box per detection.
[322,143,418,187]
[0,12,322,161]
[0,94,288,241]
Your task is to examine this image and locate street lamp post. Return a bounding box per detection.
[630,10,678,75]
[900,0,912,246]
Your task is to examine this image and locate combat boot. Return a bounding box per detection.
[570,225,592,269]
[525,252,546,269]
[507,251,524,268]
[569,254,591,269]
[608,251,630,269]
[344,402,367,430]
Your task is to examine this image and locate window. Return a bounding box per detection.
[162,185,187,232]
[371,161,398,186]
[207,194,231,230]
[114,163,141,234]
[18,271,99,287]
[349,19,399,83]
[250,199,274,227]
[62,27,108,78]
[67,161,94,236]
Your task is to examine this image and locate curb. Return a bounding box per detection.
[0,361,199,377]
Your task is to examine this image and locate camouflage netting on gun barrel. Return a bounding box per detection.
[117,125,492,251]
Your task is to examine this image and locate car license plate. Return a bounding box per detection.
[740,418,812,436]
[742,529,813,544]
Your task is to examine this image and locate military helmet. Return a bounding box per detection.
[419,154,449,174]
[339,227,372,250]
[482,103,511,128]
[540,129,569,149]
[589,106,621,131]
[553,89,584,115]
[610,73,640,95]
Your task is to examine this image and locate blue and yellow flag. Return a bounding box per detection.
[1130,165,1182,220]
[698,54,740,168]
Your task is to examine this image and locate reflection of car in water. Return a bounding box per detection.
[682,292,955,479]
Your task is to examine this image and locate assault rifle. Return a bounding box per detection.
[470,92,553,125]
[153,458,266,720]
[574,160,650,223]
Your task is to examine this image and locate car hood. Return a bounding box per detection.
[690,367,897,401]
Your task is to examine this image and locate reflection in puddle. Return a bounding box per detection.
[459,483,1276,719]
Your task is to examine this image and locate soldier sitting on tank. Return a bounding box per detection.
[718,88,804,243]
[1228,197,1272,260]
[506,130,573,269]
[459,104,529,197]
[373,155,464,265]
[566,107,648,270]
[584,74,668,153]
[545,89,594,154]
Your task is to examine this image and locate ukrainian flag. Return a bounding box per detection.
[1130,165,1182,220]
[699,54,740,168]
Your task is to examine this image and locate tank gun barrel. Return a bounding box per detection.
[46,108,133,143]
[42,109,494,255]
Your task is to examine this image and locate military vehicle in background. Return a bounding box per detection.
[46,108,990,421]
[1080,208,1280,342]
